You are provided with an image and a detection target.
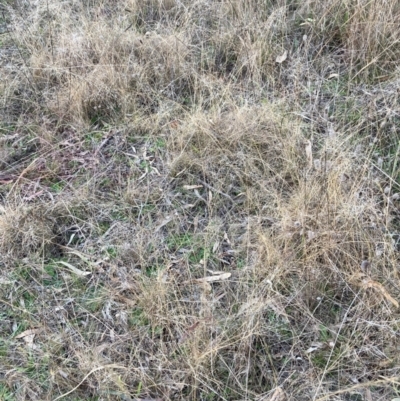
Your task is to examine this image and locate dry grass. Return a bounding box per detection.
[1,0,400,400]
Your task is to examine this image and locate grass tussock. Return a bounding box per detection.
[1,0,400,400]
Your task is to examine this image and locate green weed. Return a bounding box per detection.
[0,384,15,401]
[128,307,149,328]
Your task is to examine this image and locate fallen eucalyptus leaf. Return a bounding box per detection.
[269,387,285,401]
[57,261,91,277]
[305,342,324,354]
[276,50,287,63]
[195,272,231,283]
[182,185,203,190]
[15,328,42,339]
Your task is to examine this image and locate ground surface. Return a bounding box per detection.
[1,1,400,400]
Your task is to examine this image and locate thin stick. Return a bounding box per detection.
[53,364,127,401]
[197,179,235,203]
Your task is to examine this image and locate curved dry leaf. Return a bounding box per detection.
[15,328,42,339]
[58,370,69,379]
[362,278,398,308]
[208,190,213,203]
[182,185,203,190]
[57,261,91,277]
[23,334,36,348]
[269,387,285,401]
[212,241,219,253]
[207,269,225,275]
[66,250,92,265]
[305,342,324,354]
[276,50,287,63]
[195,272,231,283]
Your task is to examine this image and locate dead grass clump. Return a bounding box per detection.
[133,32,195,101]
[296,0,400,79]
[127,0,182,28]
[167,103,305,211]
[2,0,400,400]
[4,3,134,124]
[7,2,202,125]
[275,167,382,265]
[0,204,57,260]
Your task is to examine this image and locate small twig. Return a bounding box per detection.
[124,23,133,32]
[8,157,44,194]
[53,364,127,401]
[197,179,235,203]
[95,133,114,155]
